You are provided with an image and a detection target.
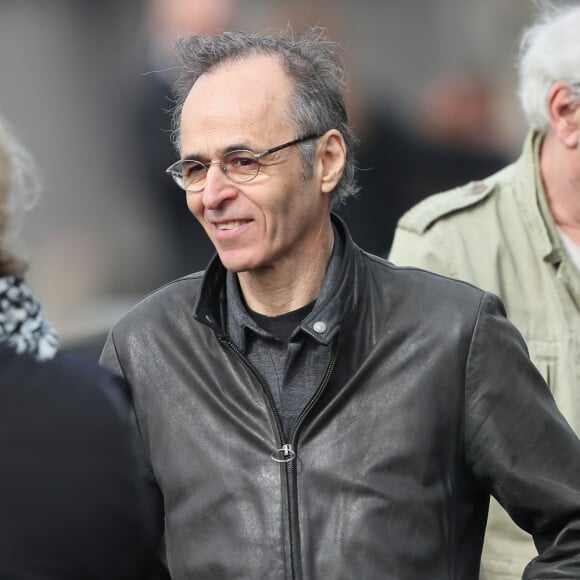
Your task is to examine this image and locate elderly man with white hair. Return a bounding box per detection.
[390,3,580,579]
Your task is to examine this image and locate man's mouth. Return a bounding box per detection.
[216,220,246,230]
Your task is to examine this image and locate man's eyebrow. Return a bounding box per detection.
[224,142,257,154]
[181,142,258,160]
[180,151,203,161]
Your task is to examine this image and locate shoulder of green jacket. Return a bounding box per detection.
[397,181,495,235]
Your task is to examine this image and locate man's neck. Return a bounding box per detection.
[540,133,580,245]
[237,226,335,317]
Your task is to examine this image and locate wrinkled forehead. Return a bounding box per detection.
[181,54,294,135]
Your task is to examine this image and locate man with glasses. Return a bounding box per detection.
[101,28,580,579]
[389,5,580,579]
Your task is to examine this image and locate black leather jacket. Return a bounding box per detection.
[101,219,580,580]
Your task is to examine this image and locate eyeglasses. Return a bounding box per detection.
[166,133,321,192]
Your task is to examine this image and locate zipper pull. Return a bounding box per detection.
[271,443,296,463]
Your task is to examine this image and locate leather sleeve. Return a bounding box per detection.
[464,292,580,579]
[100,332,171,580]
[100,330,125,377]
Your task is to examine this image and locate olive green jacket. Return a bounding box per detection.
[389,131,580,580]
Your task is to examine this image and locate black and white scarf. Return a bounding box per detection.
[0,276,58,361]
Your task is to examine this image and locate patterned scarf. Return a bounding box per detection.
[0,275,58,361]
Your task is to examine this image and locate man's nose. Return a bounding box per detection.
[201,162,237,208]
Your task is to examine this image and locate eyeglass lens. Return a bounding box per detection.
[178,150,260,191]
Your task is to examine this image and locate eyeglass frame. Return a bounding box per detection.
[165,133,322,193]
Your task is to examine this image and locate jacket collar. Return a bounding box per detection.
[193,213,363,342]
[513,131,558,263]
[515,131,580,309]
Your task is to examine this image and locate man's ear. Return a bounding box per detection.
[316,130,347,194]
[548,82,580,148]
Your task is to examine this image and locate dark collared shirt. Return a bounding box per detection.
[226,226,344,437]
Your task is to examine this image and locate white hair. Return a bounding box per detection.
[0,114,41,273]
[518,2,580,131]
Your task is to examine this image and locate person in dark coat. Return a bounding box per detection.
[0,114,164,579]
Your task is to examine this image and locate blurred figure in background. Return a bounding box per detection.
[390,4,580,579]
[417,68,506,152]
[398,67,511,240]
[129,0,238,280]
[345,66,510,255]
[0,114,163,579]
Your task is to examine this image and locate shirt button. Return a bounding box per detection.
[313,321,327,334]
[471,181,487,194]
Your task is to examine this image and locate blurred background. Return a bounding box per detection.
[0,0,556,356]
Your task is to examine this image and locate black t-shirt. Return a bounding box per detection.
[248,301,315,342]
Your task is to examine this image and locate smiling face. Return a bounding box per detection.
[179,54,333,275]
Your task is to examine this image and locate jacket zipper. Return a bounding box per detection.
[286,341,338,580]
[220,336,287,444]
[220,336,338,580]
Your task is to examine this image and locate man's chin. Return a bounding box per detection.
[217,254,253,274]
[219,256,272,276]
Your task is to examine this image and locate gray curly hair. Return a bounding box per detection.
[0,115,40,276]
[518,2,580,131]
[170,27,359,208]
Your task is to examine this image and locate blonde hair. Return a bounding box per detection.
[0,116,40,276]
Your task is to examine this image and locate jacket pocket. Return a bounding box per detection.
[526,340,556,389]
